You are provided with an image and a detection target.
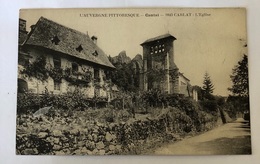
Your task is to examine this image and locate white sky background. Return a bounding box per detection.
[20,8,247,96]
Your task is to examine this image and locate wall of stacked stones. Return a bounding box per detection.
[16,114,218,155]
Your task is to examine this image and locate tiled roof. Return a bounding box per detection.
[141,33,176,45]
[23,17,115,68]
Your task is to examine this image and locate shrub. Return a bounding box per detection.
[200,100,218,114]
[17,93,41,114]
[17,89,90,114]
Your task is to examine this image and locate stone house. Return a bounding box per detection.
[18,17,115,100]
[140,33,198,101]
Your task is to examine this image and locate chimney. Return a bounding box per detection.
[30,25,36,31]
[19,19,27,32]
[91,35,98,44]
[19,18,28,45]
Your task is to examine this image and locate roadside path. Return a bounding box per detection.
[152,118,251,155]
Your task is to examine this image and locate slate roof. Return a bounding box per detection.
[23,17,115,69]
[141,33,176,45]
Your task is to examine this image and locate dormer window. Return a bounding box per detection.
[51,35,60,45]
[76,45,83,52]
[92,50,98,56]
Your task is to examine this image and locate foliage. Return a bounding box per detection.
[21,56,93,86]
[110,63,139,92]
[215,96,226,107]
[21,55,49,81]
[199,100,218,114]
[17,89,90,114]
[226,54,249,115]
[169,68,179,83]
[147,68,166,89]
[17,93,42,114]
[146,68,178,91]
[141,89,165,108]
[63,67,92,86]
[202,72,214,100]
[140,90,219,128]
[228,54,249,97]
[226,95,249,114]
[48,67,63,82]
[141,90,196,112]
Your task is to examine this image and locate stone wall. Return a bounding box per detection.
[16,110,218,155]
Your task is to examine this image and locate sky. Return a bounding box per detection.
[19,8,247,96]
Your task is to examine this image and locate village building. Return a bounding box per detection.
[140,33,198,101]
[18,17,116,100]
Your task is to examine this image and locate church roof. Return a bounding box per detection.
[23,17,115,69]
[141,33,176,45]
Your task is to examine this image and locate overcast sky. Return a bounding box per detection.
[20,8,247,96]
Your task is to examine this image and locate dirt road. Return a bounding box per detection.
[152,118,251,155]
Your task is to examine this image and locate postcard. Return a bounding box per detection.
[16,8,250,155]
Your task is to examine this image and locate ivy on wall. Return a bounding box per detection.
[21,55,49,81]
[146,68,179,90]
[21,55,94,86]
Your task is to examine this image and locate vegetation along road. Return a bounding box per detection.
[152,118,251,155]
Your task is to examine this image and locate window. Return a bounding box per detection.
[150,44,165,54]
[104,70,110,80]
[53,56,61,68]
[72,62,78,73]
[92,50,98,56]
[54,80,61,90]
[161,44,165,52]
[76,45,83,52]
[51,36,60,45]
[94,68,100,81]
[155,46,158,53]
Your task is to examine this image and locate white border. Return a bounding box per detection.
[0,0,260,164]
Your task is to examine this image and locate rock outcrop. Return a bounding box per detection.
[111,51,131,65]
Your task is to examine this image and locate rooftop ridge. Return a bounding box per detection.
[141,33,176,45]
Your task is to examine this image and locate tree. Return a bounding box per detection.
[227,54,249,114]
[110,63,139,92]
[202,72,214,99]
[228,54,249,97]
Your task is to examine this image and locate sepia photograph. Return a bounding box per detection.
[16,8,250,155]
